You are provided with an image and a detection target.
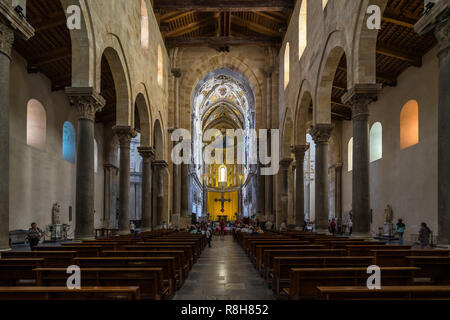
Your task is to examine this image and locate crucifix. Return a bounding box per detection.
[214,192,232,213]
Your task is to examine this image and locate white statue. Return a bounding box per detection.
[52,202,61,225]
[385,205,393,223]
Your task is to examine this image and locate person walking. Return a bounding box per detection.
[419,222,431,248]
[348,219,353,236]
[26,223,42,251]
[329,218,337,235]
[206,228,212,248]
[395,219,406,244]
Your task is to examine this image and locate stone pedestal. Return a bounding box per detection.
[113,126,136,235]
[66,88,105,239]
[415,1,450,244]
[310,124,334,232]
[342,84,381,235]
[138,147,154,231]
[291,145,309,227]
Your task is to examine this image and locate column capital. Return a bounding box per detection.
[137,146,155,161]
[310,124,334,144]
[113,125,137,146]
[0,1,35,44]
[66,87,106,121]
[171,68,182,78]
[279,157,293,168]
[152,160,169,169]
[415,1,449,58]
[0,22,13,58]
[342,84,382,120]
[263,66,274,78]
[291,144,310,160]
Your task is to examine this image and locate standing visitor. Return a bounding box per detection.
[26,223,42,251]
[419,222,431,248]
[348,218,353,236]
[395,219,406,244]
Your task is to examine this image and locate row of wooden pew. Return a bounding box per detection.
[235,230,450,300]
[0,230,205,300]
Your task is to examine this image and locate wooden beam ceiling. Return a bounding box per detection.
[165,36,281,48]
[153,0,294,12]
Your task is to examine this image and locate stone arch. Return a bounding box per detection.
[315,30,350,124]
[294,80,313,145]
[61,0,95,87]
[134,89,152,147]
[153,119,164,160]
[352,0,388,85]
[99,40,132,126]
[179,53,264,130]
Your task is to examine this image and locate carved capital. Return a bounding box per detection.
[279,157,293,169]
[66,87,106,121]
[342,84,382,121]
[113,125,137,147]
[152,160,169,170]
[291,144,309,161]
[138,146,155,162]
[435,12,450,59]
[263,66,274,78]
[310,124,334,144]
[171,68,182,78]
[0,22,14,58]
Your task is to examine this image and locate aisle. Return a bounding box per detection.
[174,235,275,300]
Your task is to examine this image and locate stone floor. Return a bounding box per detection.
[174,235,275,300]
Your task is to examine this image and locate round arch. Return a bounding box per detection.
[294,80,313,145]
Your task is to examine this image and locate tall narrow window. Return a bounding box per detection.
[62,121,76,163]
[348,137,353,172]
[157,44,163,87]
[140,0,149,49]
[400,100,419,149]
[370,122,382,162]
[94,139,98,173]
[322,0,329,9]
[219,166,227,183]
[26,99,46,150]
[284,43,290,89]
[298,0,307,59]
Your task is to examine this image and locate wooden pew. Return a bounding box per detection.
[318,241,386,249]
[123,245,194,269]
[287,267,419,300]
[247,240,310,259]
[102,250,187,284]
[347,244,411,256]
[138,241,201,259]
[35,267,169,300]
[373,249,449,267]
[0,286,141,300]
[262,249,347,280]
[0,258,44,285]
[73,257,178,297]
[255,245,325,271]
[407,256,450,283]
[35,245,103,257]
[272,256,373,297]
[317,286,450,300]
[1,251,77,267]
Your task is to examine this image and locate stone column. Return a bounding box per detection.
[113,126,136,234]
[257,164,265,219]
[415,1,450,243]
[0,22,13,250]
[103,164,119,229]
[291,145,309,227]
[153,160,168,227]
[279,158,293,229]
[138,146,154,231]
[181,163,190,217]
[334,162,343,222]
[342,84,380,235]
[310,124,334,232]
[0,9,34,249]
[265,130,274,220]
[66,88,105,239]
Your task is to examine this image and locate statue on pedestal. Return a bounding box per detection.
[52,202,61,225]
[385,205,393,223]
[383,205,394,237]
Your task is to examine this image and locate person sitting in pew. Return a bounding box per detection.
[26,223,42,251]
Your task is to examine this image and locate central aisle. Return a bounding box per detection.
[174,235,275,300]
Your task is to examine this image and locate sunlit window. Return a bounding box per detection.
[400,100,419,149]
[298,0,307,59]
[157,44,163,87]
[348,137,353,172]
[141,0,149,49]
[219,166,227,183]
[284,43,290,89]
[370,122,382,162]
[62,121,76,163]
[26,99,46,150]
[322,0,329,10]
[94,139,98,173]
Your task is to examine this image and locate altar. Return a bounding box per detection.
[206,191,238,221]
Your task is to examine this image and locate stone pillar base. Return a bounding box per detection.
[74,235,96,241]
[349,232,373,240]
[179,216,192,229]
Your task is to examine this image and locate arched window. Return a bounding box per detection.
[157,45,163,87]
[26,99,46,150]
[400,100,419,149]
[370,122,382,162]
[219,166,227,183]
[62,121,76,163]
[94,139,98,173]
[348,137,353,172]
[284,43,290,89]
[298,0,307,59]
[322,0,329,9]
[140,0,149,49]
